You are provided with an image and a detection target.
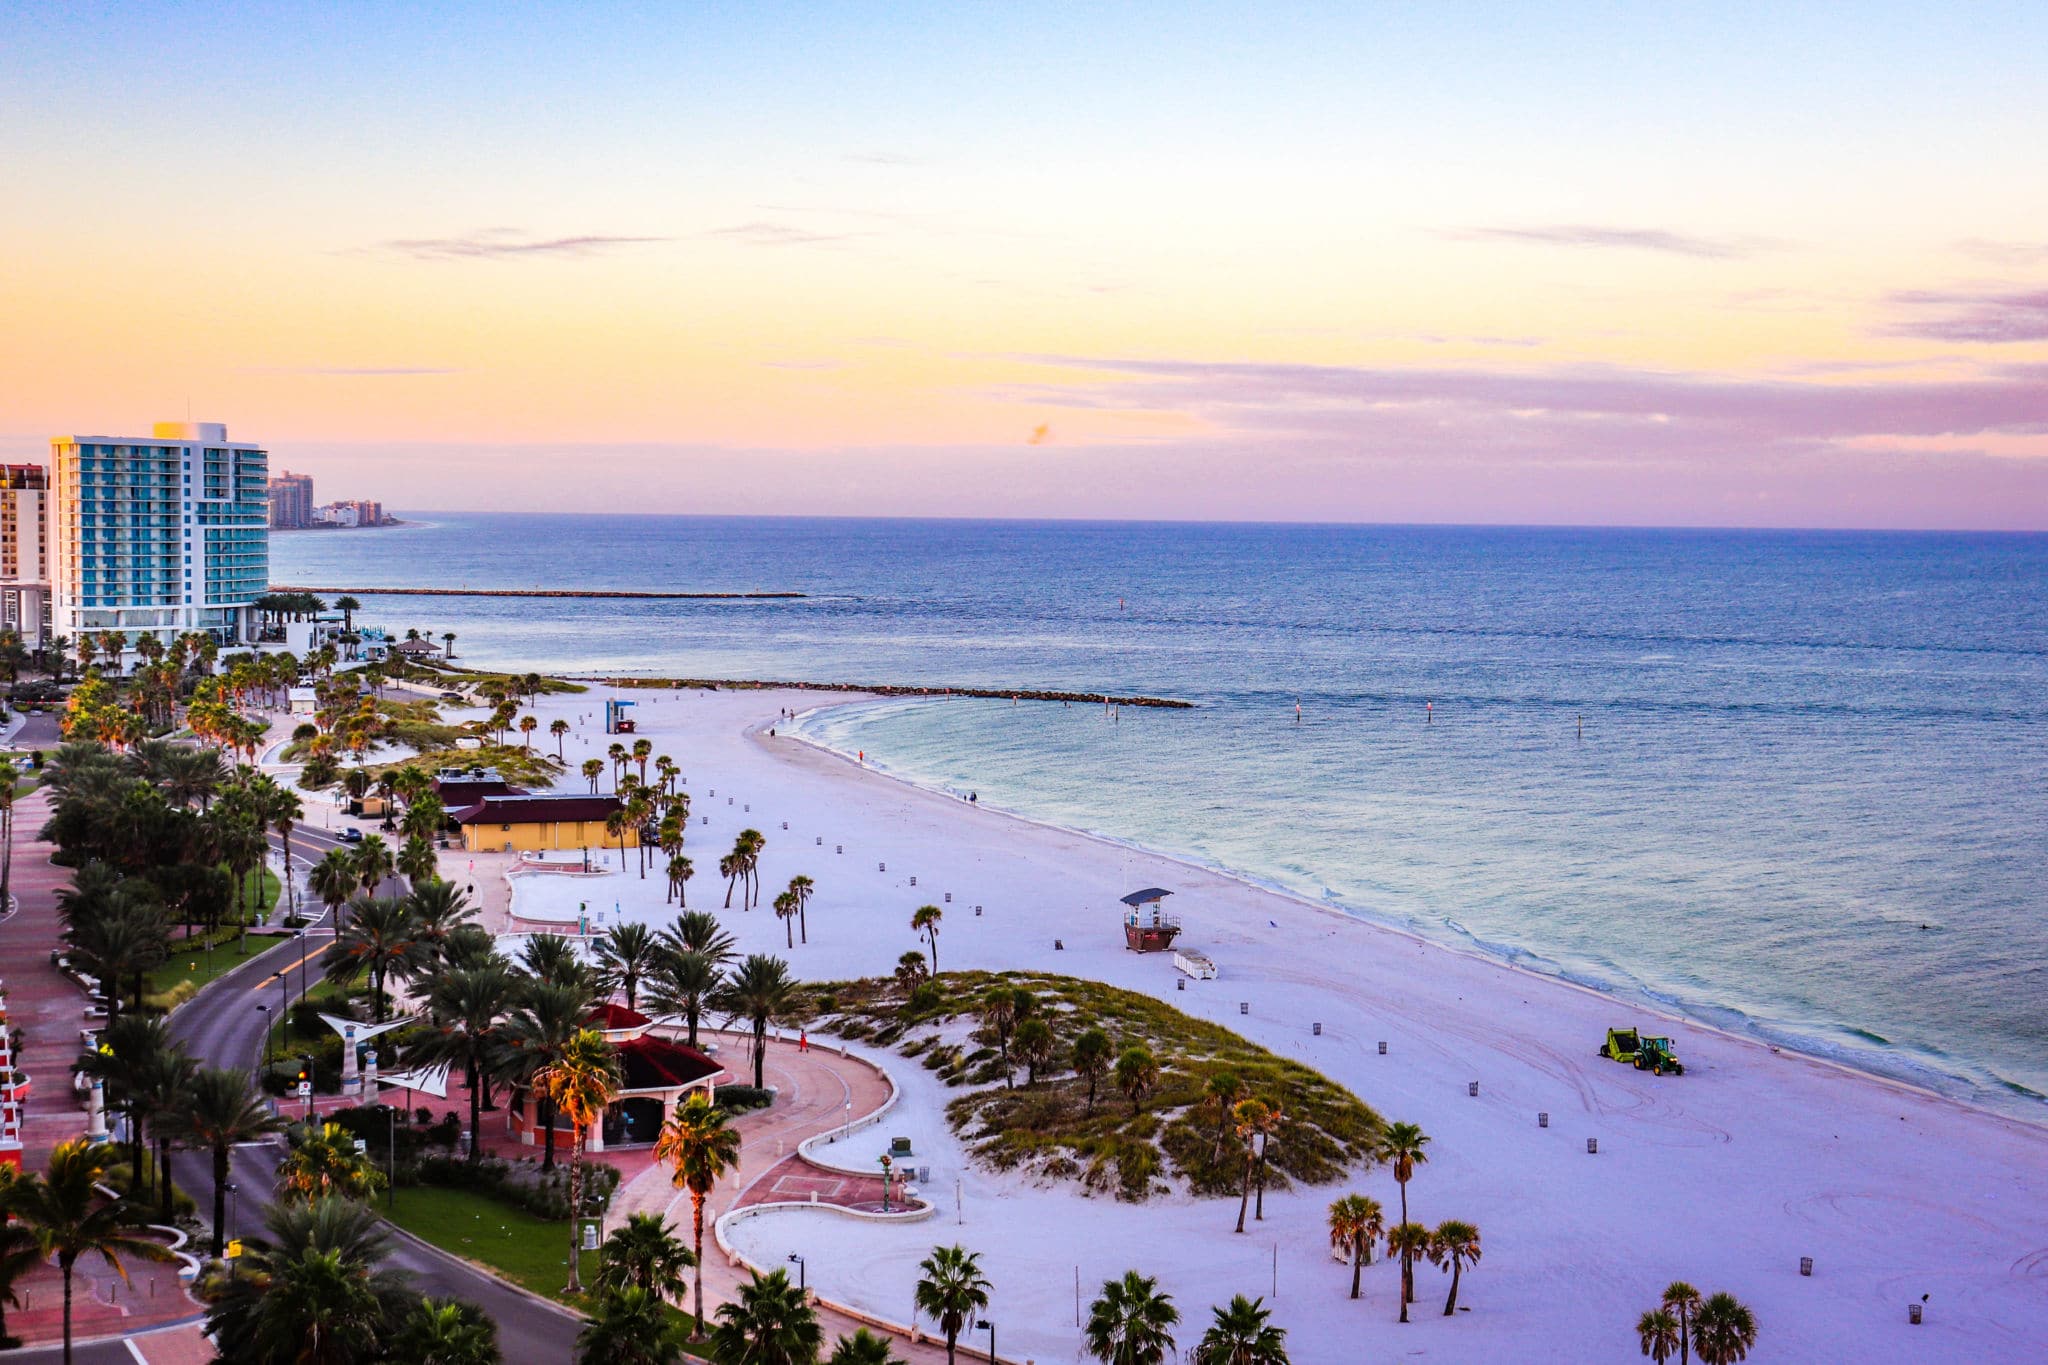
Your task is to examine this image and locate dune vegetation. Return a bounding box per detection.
[801,970,1383,1202]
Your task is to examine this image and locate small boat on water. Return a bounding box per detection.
[1121,887,1182,952]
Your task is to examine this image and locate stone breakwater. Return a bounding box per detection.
[271,585,805,600]
[592,676,1196,709]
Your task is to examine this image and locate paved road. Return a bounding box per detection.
[159,830,586,1365]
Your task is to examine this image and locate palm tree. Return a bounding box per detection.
[393,1297,504,1364]
[443,631,456,660]
[913,1244,991,1365]
[1691,1293,1758,1365]
[551,717,571,759]
[1192,1295,1289,1364]
[1385,1223,1431,1322]
[711,1267,823,1365]
[1428,1220,1481,1315]
[167,1066,283,1256]
[412,964,515,1161]
[519,714,538,751]
[1662,1282,1703,1365]
[1327,1194,1384,1299]
[828,1329,903,1365]
[272,784,305,916]
[910,904,943,973]
[353,834,395,899]
[669,908,738,964]
[496,980,593,1171]
[577,1286,686,1365]
[594,921,660,1010]
[1117,1045,1159,1115]
[1231,1098,1268,1234]
[1638,1308,1684,1364]
[646,948,721,1048]
[79,1012,175,1204]
[718,953,799,1089]
[398,833,438,886]
[533,1028,621,1294]
[595,1212,695,1303]
[279,1122,387,1203]
[774,888,800,947]
[788,874,815,942]
[519,931,593,991]
[1071,1028,1111,1113]
[308,847,360,933]
[1379,1121,1430,1230]
[653,1092,742,1338]
[321,895,420,1021]
[0,1189,40,1350]
[666,854,693,906]
[1014,1017,1056,1085]
[583,757,605,793]
[1249,1100,1283,1222]
[407,879,478,963]
[1086,1269,1180,1365]
[204,1197,413,1365]
[6,1138,175,1364]
[0,757,18,927]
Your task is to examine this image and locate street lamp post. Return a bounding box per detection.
[255,1004,271,1066]
[386,1103,397,1209]
[787,1253,805,1295]
[978,1318,996,1364]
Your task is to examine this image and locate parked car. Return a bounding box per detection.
[339,827,364,844]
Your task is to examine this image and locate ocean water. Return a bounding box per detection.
[274,515,2048,1114]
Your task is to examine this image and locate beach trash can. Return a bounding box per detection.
[909,876,917,886]
[1240,1002,1249,1015]
[1468,1081,1480,1097]
[1800,1257,1813,1277]
[1312,1022,1322,1036]
[1176,978,1185,991]
[1909,1303,1922,1325]
[1587,1137,1599,1154]
[879,862,886,871]
[783,822,789,830]
[944,892,952,903]
[837,845,843,853]
[817,836,823,845]
[1378,1041,1387,1055]
[1538,1112,1549,1128]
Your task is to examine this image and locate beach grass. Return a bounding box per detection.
[803,970,1384,1201]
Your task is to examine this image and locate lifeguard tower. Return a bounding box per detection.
[605,698,638,734]
[1121,888,1182,952]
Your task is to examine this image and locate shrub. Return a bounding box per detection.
[714,1084,772,1113]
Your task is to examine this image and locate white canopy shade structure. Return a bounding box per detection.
[374,1062,450,1100]
[321,1014,415,1096]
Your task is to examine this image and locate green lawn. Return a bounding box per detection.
[147,930,270,998]
[382,1184,588,1304]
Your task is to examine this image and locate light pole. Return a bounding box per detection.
[255,1004,271,1065]
[977,1318,996,1364]
[787,1253,805,1295]
[386,1103,397,1210]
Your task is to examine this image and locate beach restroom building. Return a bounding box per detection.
[450,792,636,853]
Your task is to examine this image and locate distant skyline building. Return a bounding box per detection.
[49,421,269,656]
[0,464,50,647]
[313,498,386,527]
[268,469,314,529]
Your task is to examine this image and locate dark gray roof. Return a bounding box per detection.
[1120,887,1174,906]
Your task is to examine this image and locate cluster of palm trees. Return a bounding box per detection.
[42,741,304,1017]
[205,1179,504,1363]
[1321,1121,1481,1322]
[1638,1282,1759,1364]
[1085,1271,1296,1364]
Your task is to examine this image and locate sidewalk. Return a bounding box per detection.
[609,1034,965,1363]
[1,787,208,1347]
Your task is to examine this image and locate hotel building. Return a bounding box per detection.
[49,421,269,655]
[0,465,50,647]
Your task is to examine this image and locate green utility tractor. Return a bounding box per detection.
[1602,1027,1685,1076]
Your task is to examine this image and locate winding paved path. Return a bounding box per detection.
[609,1033,978,1362]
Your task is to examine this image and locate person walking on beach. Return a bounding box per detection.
[798,1029,809,1053]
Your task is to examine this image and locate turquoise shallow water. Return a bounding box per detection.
[275,514,2048,1115]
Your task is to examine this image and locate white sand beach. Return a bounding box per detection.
[497,684,2048,1363]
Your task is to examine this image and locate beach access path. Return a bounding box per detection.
[606,1032,965,1362]
[492,682,2048,1364]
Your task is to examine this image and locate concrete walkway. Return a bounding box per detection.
[609,1033,975,1363]
[1,787,208,1348]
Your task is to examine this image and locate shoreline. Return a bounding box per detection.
[768,694,2042,1134]
[488,681,2048,1359]
[271,585,806,600]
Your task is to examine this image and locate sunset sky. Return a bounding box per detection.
[4,3,2046,527]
